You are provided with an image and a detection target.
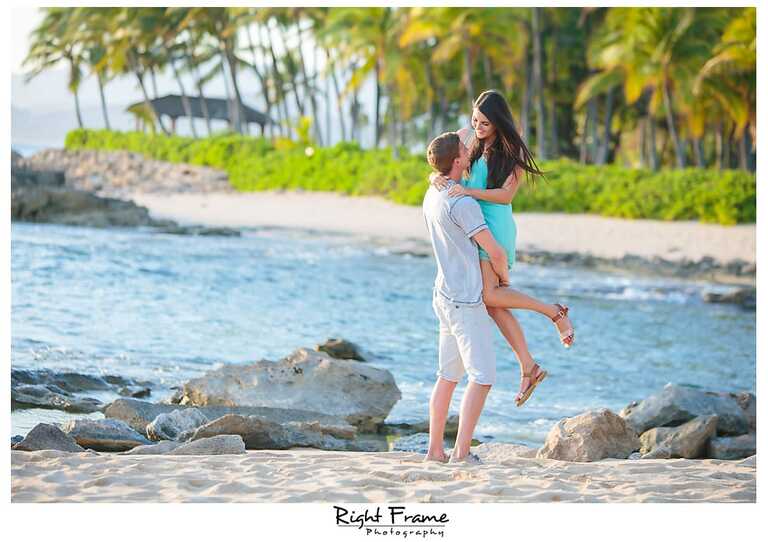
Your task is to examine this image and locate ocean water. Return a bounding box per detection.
[11,223,756,446]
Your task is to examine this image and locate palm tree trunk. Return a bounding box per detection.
[264,24,289,137]
[73,87,84,129]
[482,52,492,89]
[326,48,346,141]
[532,7,547,160]
[738,129,748,170]
[521,50,531,144]
[224,46,245,134]
[463,41,475,110]
[662,79,685,168]
[131,51,169,136]
[579,104,590,164]
[648,115,659,171]
[295,23,323,145]
[374,58,382,147]
[170,57,197,138]
[97,72,111,130]
[186,42,212,136]
[548,35,558,158]
[693,138,704,167]
[149,67,160,99]
[587,97,598,163]
[596,88,615,165]
[639,115,646,168]
[246,24,273,138]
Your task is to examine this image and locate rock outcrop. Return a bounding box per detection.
[537,409,640,462]
[61,419,152,452]
[620,383,749,436]
[177,348,401,432]
[13,423,85,453]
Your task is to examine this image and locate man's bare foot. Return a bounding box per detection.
[423,451,449,463]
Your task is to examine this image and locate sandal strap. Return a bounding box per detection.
[551,304,569,323]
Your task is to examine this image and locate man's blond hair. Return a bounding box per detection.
[427,132,460,176]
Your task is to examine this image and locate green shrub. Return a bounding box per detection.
[65,129,756,224]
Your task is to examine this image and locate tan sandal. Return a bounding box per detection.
[515,362,548,407]
[551,303,574,348]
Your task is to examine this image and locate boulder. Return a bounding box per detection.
[639,427,676,455]
[178,348,401,432]
[719,391,756,432]
[186,414,371,451]
[118,386,151,398]
[620,384,749,436]
[146,408,209,441]
[641,446,672,459]
[11,185,164,228]
[702,288,756,310]
[119,441,183,455]
[316,338,366,361]
[650,415,719,459]
[168,435,246,456]
[103,398,356,437]
[13,423,85,452]
[11,384,103,413]
[61,419,152,452]
[537,409,640,462]
[707,433,757,460]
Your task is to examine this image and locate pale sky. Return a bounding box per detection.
[11,6,44,74]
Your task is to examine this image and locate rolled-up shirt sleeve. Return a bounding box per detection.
[449,197,488,238]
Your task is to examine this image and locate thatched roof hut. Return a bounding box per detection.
[127,95,271,134]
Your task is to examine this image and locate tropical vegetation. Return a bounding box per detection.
[25,6,756,171]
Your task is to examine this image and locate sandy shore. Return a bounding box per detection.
[11,446,755,503]
[129,191,755,266]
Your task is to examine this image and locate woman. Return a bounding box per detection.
[430,89,574,407]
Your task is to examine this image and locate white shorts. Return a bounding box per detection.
[432,291,497,386]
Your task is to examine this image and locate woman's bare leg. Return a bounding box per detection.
[480,260,573,346]
[480,262,544,401]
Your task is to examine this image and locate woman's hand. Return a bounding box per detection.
[447,184,468,197]
[428,171,450,190]
[502,170,522,200]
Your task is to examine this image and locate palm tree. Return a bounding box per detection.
[24,8,87,128]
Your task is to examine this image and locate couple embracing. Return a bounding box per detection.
[422,90,575,464]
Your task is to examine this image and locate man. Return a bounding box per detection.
[422,131,510,464]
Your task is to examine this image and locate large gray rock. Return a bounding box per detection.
[620,384,749,436]
[178,348,401,432]
[707,433,756,460]
[11,369,154,413]
[11,435,24,447]
[639,427,677,455]
[316,338,366,361]
[186,414,372,451]
[647,415,719,459]
[13,423,85,452]
[719,391,756,432]
[146,408,209,441]
[11,384,103,413]
[61,419,152,452]
[11,184,165,228]
[537,409,640,462]
[168,435,246,455]
[103,398,357,437]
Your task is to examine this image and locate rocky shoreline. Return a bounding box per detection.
[12,338,756,463]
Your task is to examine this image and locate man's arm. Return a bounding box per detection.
[472,229,510,285]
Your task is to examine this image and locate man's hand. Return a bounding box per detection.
[428,171,450,190]
[447,184,468,197]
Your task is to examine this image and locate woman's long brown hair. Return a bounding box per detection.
[469,90,544,190]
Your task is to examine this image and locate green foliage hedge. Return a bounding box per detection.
[65,129,756,224]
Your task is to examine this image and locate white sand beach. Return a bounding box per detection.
[11,446,756,503]
[129,191,756,266]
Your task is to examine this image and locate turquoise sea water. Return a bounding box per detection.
[10,222,756,446]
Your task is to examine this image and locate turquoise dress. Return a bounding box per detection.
[463,156,517,268]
